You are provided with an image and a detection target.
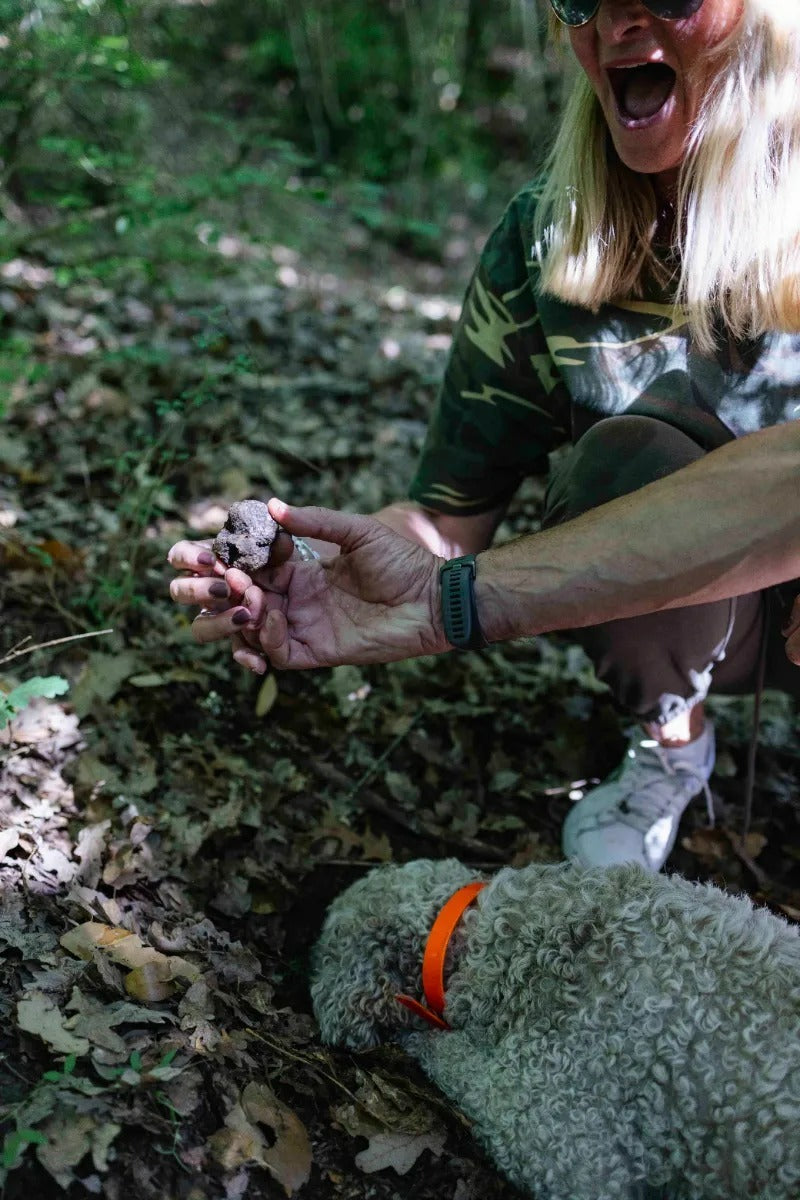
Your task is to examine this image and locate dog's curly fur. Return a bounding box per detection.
[311,859,800,1200]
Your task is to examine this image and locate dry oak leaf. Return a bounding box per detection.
[36,1110,120,1189]
[209,1081,312,1195]
[16,991,90,1056]
[0,827,20,860]
[64,985,175,1054]
[333,1069,447,1177]
[60,921,199,1000]
[682,828,767,865]
[355,1129,446,1176]
[125,960,176,1002]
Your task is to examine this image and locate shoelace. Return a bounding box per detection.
[598,738,715,832]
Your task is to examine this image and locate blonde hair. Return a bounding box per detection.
[533,1,800,353]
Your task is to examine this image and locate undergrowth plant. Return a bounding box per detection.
[0,675,68,729]
[69,312,236,627]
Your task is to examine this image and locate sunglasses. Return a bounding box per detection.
[550,0,704,27]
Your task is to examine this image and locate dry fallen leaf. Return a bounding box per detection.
[209,1082,312,1195]
[241,1081,312,1194]
[0,826,20,860]
[16,991,91,1056]
[35,1110,121,1189]
[70,650,140,716]
[60,921,200,996]
[333,1067,445,1139]
[36,1112,95,1189]
[354,1129,445,1176]
[64,984,176,1051]
[5,697,81,748]
[681,828,729,863]
[332,1067,448,1178]
[74,820,111,888]
[60,922,133,959]
[255,673,279,717]
[125,960,176,1002]
[739,832,768,859]
[0,895,59,959]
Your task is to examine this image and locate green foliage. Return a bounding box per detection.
[0,1048,182,1184]
[0,0,165,212]
[41,1053,77,1085]
[1,1127,47,1172]
[68,324,220,626]
[0,334,43,419]
[0,0,557,273]
[0,675,69,729]
[162,0,552,185]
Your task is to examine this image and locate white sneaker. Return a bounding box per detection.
[562,723,716,872]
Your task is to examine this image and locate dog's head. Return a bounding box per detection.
[310,858,482,1049]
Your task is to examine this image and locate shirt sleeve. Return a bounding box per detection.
[408,186,570,516]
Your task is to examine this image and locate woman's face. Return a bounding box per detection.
[568,0,744,194]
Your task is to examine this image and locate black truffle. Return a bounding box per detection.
[213,500,279,573]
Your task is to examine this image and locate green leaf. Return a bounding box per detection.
[0,677,70,729]
[99,36,129,52]
[2,1129,47,1171]
[4,676,70,711]
[9,677,69,704]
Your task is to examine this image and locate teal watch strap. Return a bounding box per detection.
[440,555,488,651]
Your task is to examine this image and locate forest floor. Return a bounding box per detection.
[2,183,800,1200]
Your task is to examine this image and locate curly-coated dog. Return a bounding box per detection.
[311,859,800,1200]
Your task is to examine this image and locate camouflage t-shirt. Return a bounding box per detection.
[409,181,800,516]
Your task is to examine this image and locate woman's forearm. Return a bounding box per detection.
[475,421,800,643]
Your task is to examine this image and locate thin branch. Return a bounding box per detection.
[0,627,114,667]
[2,635,32,658]
[244,1027,361,1104]
[310,758,507,863]
[347,711,423,799]
[726,832,773,892]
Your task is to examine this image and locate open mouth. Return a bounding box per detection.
[607,63,677,125]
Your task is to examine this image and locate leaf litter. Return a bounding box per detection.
[1,212,799,1200]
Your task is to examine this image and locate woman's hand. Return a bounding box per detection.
[168,500,448,670]
[783,595,800,665]
[167,537,267,672]
[168,524,348,673]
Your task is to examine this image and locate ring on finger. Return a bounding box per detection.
[291,535,320,562]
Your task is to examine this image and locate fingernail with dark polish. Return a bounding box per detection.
[232,609,251,625]
[209,581,229,597]
[198,551,215,565]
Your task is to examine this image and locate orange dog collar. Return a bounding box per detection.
[395,881,486,1031]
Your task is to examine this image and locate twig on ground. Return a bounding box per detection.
[347,712,424,799]
[244,1027,361,1104]
[310,759,507,862]
[726,831,773,892]
[0,627,114,667]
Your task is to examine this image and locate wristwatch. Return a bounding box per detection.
[440,555,488,651]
